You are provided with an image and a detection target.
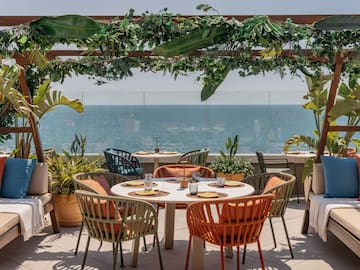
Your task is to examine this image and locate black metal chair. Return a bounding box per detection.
[104,148,144,178]
[177,148,209,166]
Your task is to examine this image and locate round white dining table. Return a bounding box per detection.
[111,178,255,269]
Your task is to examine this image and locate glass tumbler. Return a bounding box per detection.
[144,173,153,191]
[216,176,225,187]
[189,183,198,195]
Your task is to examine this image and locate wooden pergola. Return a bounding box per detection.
[1,14,359,233]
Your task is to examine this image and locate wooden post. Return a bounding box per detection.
[316,52,344,162]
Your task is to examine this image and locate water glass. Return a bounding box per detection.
[189,183,198,195]
[144,173,153,191]
[216,177,225,187]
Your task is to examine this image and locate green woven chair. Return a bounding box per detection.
[72,172,131,256]
[241,172,296,261]
[75,190,163,270]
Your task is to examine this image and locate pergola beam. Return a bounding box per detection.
[0,14,357,26]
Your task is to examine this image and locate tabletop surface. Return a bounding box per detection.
[111,178,255,203]
[132,151,182,158]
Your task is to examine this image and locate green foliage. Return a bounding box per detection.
[2,12,360,100]
[210,135,254,175]
[48,134,104,195]
[30,15,105,40]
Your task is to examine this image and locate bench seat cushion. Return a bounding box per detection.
[0,213,19,236]
[330,208,360,240]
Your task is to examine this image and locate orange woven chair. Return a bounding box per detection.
[153,164,215,178]
[185,194,273,270]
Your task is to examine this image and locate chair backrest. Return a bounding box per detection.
[177,148,209,166]
[256,151,266,173]
[104,148,143,177]
[153,164,215,178]
[241,172,296,217]
[72,171,131,194]
[75,190,158,243]
[186,194,273,246]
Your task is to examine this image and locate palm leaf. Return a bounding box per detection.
[314,15,360,30]
[32,80,83,119]
[200,68,230,101]
[30,15,104,39]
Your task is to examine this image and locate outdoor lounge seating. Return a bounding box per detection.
[302,162,360,258]
[75,190,163,270]
[104,148,144,178]
[185,194,273,270]
[0,161,59,250]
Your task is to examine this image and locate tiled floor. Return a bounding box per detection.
[0,199,359,269]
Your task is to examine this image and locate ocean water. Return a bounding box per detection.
[27,105,314,154]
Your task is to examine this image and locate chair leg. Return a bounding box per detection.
[220,246,225,270]
[242,245,246,264]
[185,235,192,270]
[256,240,266,270]
[112,241,119,270]
[236,246,240,270]
[143,236,148,252]
[281,215,294,259]
[81,236,91,270]
[155,233,164,270]
[269,217,277,248]
[120,241,124,268]
[153,204,160,247]
[74,221,84,255]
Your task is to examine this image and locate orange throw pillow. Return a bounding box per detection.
[82,179,109,195]
[0,156,7,191]
[94,175,112,195]
[163,166,201,177]
[263,176,286,194]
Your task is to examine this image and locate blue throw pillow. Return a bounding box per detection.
[0,158,37,199]
[321,155,359,198]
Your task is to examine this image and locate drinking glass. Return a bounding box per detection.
[189,183,198,195]
[192,172,201,181]
[216,176,225,187]
[144,173,153,191]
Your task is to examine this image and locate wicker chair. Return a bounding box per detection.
[104,148,144,178]
[72,172,131,256]
[177,148,209,166]
[75,190,163,270]
[153,164,215,179]
[185,195,273,270]
[241,172,296,261]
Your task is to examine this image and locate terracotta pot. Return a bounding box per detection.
[53,193,82,227]
[216,172,245,181]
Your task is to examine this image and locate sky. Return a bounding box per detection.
[2,1,360,105]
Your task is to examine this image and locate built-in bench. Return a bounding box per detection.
[303,163,360,257]
[0,162,59,250]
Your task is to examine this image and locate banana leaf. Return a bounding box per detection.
[30,15,104,39]
[200,68,230,101]
[152,26,228,57]
[314,15,360,30]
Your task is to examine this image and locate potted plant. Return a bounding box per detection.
[210,135,254,180]
[47,134,104,226]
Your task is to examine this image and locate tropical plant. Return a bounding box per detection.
[14,79,83,158]
[48,134,104,195]
[210,135,254,175]
[283,73,360,180]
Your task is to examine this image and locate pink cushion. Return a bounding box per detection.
[94,175,112,195]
